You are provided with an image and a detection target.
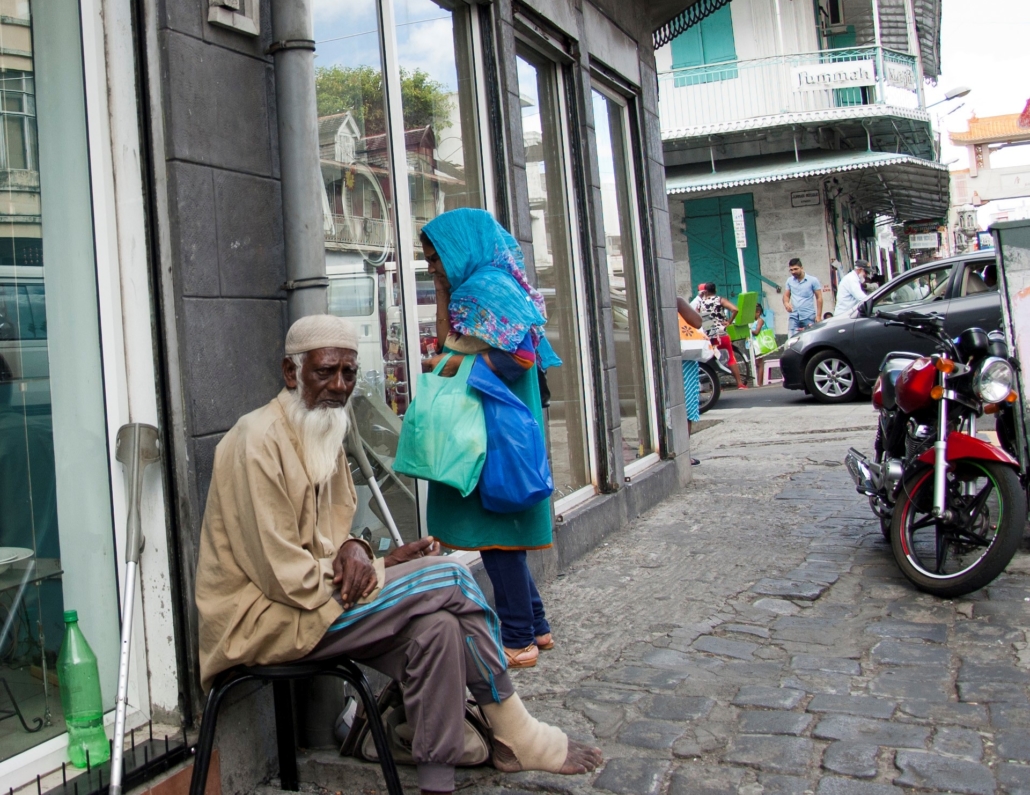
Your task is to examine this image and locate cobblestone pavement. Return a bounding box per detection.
[297,394,1030,795]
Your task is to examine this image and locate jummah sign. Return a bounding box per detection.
[791,60,875,92]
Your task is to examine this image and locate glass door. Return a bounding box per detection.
[590,86,657,468]
[515,49,594,503]
[314,0,490,545]
[0,0,120,762]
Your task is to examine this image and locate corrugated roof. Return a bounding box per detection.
[666,149,948,221]
[949,113,1030,145]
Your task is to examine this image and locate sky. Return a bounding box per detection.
[312,0,459,94]
[927,0,1030,171]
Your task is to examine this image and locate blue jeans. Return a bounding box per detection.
[788,313,816,336]
[479,549,551,648]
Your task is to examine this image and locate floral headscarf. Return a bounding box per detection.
[422,208,560,368]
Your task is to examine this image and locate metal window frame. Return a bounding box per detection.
[590,80,662,479]
[513,39,600,511]
[377,0,495,538]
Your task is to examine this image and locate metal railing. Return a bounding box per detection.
[658,46,922,137]
[326,214,392,250]
[324,214,429,252]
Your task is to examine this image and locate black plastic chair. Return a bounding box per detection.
[188,658,403,795]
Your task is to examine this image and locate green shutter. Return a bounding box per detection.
[699,5,736,64]
[671,24,704,70]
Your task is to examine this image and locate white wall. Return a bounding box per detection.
[669,178,835,335]
[656,0,824,133]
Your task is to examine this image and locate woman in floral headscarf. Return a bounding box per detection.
[419,208,560,670]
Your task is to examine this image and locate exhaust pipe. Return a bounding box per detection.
[845,448,877,495]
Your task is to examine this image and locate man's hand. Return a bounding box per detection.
[385,537,441,568]
[333,539,378,610]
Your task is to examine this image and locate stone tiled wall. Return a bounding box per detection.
[147,0,288,727]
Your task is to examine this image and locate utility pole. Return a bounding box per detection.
[870,0,886,104]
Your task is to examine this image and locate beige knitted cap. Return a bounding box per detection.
[285,314,359,355]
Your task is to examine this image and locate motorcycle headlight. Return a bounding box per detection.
[974,357,1015,404]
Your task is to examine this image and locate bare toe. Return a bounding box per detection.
[560,739,604,774]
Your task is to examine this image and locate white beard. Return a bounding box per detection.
[282,389,351,485]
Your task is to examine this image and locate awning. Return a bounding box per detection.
[665,149,949,222]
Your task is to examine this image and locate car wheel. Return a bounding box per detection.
[804,350,859,403]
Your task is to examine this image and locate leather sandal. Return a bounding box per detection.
[504,644,539,668]
[535,633,554,651]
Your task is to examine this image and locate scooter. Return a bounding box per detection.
[698,353,733,413]
[845,311,1026,597]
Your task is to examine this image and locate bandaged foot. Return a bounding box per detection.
[480,693,603,774]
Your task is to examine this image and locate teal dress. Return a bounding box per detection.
[427,352,553,551]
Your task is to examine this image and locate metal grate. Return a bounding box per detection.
[13,723,191,795]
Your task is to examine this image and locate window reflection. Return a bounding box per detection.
[591,88,653,463]
[314,0,487,545]
[394,0,484,359]
[316,1,418,546]
[517,52,591,498]
[0,0,120,762]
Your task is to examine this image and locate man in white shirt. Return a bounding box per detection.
[833,260,870,317]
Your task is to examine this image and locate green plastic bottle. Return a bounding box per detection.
[57,610,110,768]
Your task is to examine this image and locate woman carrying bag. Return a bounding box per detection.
[414,208,560,670]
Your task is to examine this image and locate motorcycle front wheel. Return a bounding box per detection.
[698,363,721,413]
[891,460,1027,597]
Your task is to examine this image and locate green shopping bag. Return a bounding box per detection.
[753,327,778,356]
[393,354,487,497]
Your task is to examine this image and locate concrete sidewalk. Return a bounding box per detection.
[290,397,1030,795]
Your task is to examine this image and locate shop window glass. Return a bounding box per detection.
[516,51,592,498]
[394,0,485,355]
[0,0,121,762]
[315,1,418,547]
[591,88,653,463]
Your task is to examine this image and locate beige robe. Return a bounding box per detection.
[196,390,382,691]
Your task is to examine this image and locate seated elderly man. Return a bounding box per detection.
[195,315,601,795]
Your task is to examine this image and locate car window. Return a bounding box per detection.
[872,266,951,310]
[957,261,998,297]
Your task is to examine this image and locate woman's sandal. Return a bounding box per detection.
[504,644,539,668]
[535,633,554,651]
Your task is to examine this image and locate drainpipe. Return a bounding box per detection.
[902,0,926,109]
[270,0,328,323]
[772,0,786,55]
[870,0,887,105]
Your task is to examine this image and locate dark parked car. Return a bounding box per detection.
[780,253,1000,403]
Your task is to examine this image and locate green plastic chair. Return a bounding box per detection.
[725,291,757,343]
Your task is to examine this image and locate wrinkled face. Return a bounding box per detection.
[423,240,451,292]
[855,268,867,283]
[789,264,804,279]
[282,347,358,411]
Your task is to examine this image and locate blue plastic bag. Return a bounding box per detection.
[466,356,553,513]
[393,354,487,497]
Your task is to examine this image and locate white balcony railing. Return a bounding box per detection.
[325,214,430,252]
[658,46,923,138]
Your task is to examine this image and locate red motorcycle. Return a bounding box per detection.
[846,312,1026,597]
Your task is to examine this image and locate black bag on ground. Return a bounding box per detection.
[340,680,492,767]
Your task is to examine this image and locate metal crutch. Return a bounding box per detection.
[109,424,161,795]
[344,404,404,547]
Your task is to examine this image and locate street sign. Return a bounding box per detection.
[732,207,747,249]
[910,232,939,250]
[731,208,748,293]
